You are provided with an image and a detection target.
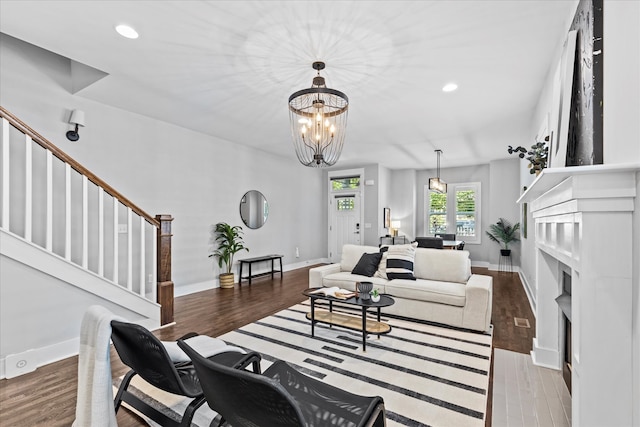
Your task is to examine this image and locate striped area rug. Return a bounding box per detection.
[118,301,492,427]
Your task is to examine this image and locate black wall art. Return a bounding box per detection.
[566,0,604,166]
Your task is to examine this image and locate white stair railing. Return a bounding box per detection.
[0,107,167,309]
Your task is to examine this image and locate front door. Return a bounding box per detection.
[329,193,361,263]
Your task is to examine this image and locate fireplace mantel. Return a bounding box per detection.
[523,163,638,427]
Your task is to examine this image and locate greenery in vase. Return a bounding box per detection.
[371,288,380,298]
[486,218,520,250]
[209,222,248,274]
[508,141,549,174]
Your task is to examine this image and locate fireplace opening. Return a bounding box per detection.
[555,270,572,393]
[562,313,572,393]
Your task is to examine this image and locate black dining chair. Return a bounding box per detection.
[435,233,456,241]
[414,236,444,249]
[111,320,261,427]
[178,339,386,427]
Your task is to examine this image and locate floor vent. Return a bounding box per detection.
[514,317,531,328]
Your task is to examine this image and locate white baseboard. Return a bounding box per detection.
[487,263,520,273]
[176,258,329,297]
[531,338,561,370]
[471,260,490,269]
[518,271,537,314]
[175,279,216,297]
[283,258,328,271]
[0,315,159,380]
[1,337,78,379]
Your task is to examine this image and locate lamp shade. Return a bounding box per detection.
[428,178,447,193]
[391,220,401,229]
[69,109,86,127]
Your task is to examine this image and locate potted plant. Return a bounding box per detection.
[508,140,549,175]
[371,288,381,303]
[486,218,520,256]
[209,222,248,288]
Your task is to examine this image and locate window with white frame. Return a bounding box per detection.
[425,182,481,244]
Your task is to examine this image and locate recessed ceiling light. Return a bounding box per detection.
[442,83,458,92]
[115,24,139,39]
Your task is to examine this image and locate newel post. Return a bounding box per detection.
[156,214,174,325]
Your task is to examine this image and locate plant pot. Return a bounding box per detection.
[357,282,373,300]
[371,294,381,303]
[219,273,235,288]
[500,249,511,256]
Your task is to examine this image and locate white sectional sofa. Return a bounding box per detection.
[309,244,493,332]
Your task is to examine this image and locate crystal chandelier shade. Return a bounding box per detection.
[289,62,349,167]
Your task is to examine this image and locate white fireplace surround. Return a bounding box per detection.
[519,163,639,427]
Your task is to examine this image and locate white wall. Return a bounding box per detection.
[521,2,640,424]
[377,165,391,239]
[488,158,522,268]
[389,169,416,240]
[0,34,326,288]
[0,253,155,376]
[635,171,640,427]
[603,1,640,164]
[361,164,379,246]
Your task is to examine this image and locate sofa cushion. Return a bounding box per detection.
[386,279,466,307]
[322,272,387,292]
[385,243,418,280]
[413,248,472,284]
[340,244,381,272]
[351,252,383,277]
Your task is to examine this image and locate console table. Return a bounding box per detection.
[238,254,283,285]
[379,235,407,246]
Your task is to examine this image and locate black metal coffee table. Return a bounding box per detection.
[303,288,395,351]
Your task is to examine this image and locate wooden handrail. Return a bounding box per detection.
[0,106,159,228]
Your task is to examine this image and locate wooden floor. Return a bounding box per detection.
[0,266,534,427]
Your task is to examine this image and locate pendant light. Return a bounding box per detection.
[429,149,447,193]
[288,62,349,167]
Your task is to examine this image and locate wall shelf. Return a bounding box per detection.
[517,163,640,204]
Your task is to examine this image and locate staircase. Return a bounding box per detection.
[0,107,173,378]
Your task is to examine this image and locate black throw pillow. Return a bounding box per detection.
[351,252,383,277]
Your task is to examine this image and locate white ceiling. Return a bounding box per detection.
[0,0,577,170]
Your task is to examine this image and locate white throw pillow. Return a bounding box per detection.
[385,242,418,280]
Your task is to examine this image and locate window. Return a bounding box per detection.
[335,196,355,211]
[428,192,447,234]
[425,182,481,244]
[331,176,360,191]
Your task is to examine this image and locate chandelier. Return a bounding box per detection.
[429,149,447,193]
[288,62,349,167]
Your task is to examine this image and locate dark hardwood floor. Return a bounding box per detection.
[0,266,534,426]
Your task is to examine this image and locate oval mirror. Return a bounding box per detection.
[239,190,269,229]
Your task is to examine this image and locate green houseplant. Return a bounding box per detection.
[508,141,549,175]
[486,218,520,256]
[209,222,248,288]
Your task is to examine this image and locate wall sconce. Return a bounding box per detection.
[66,109,86,141]
[391,220,401,237]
